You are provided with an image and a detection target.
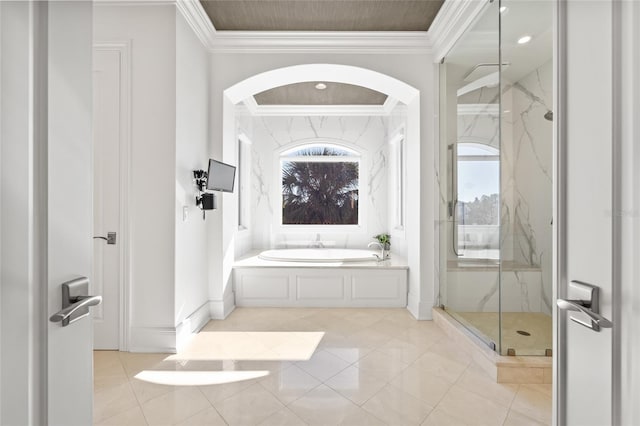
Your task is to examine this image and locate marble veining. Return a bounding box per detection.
[247,114,393,251]
[476,274,499,312]
[514,271,531,312]
[251,145,273,215]
[368,148,388,231]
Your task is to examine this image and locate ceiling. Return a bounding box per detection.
[445,1,553,86]
[199,0,443,107]
[254,82,388,106]
[199,0,445,32]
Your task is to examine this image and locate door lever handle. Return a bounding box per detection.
[557,298,613,331]
[50,295,102,326]
[94,231,116,245]
[49,277,102,327]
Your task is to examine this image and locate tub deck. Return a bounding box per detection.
[235,250,409,269]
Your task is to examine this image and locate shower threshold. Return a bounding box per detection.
[433,308,552,384]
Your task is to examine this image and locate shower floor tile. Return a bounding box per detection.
[453,312,552,356]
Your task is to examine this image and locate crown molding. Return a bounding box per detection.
[237,103,394,117]
[209,31,432,54]
[428,0,490,62]
[175,0,216,48]
[94,0,177,6]
[97,0,438,54]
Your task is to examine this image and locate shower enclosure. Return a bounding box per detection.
[438,0,553,356]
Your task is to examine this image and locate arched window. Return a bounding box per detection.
[280,144,360,225]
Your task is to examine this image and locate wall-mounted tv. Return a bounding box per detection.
[206,159,236,193]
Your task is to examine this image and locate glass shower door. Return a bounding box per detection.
[438,0,502,352]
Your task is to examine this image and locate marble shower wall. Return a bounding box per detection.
[247,115,390,250]
[506,60,554,314]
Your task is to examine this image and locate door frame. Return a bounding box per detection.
[93,41,132,352]
[555,1,640,425]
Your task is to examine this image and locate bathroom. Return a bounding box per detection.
[88,0,551,371]
[4,0,639,424]
[219,0,554,361]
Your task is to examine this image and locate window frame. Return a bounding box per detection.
[389,131,406,232]
[276,142,364,230]
[237,133,252,231]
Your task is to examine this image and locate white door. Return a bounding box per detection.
[47,1,93,426]
[93,47,122,350]
[557,1,636,424]
[46,2,96,425]
[1,3,96,424]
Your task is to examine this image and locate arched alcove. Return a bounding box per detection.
[217,63,427,319]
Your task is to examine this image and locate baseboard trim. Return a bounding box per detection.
[128,326,176,353]
[209,290,236,320]
[407,292,433,320]
[175,301,211,351]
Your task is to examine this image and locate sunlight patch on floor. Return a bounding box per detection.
[134,369,270,386]
[166,331,325,361]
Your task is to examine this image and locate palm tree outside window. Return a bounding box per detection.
[281,144,360,225]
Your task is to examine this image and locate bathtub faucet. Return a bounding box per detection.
[310,234,324,248]
[368,241,388,261]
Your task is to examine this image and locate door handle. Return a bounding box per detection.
[50,295,102,326]
[557,280,613,332]
[93,231,116,245]
[49,277,102,327]
[557,299,612,331]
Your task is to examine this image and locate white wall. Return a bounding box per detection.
[209,53,436,319]
[174,11,211,346]
[95,5,178,350]
[247,115,389,250]
[385,104,409,260]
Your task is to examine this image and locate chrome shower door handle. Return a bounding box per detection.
[49,277,102,327]
[557,280,613,332]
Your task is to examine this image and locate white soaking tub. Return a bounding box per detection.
[258,248,379,263]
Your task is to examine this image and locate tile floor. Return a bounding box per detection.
[94,308,552,425]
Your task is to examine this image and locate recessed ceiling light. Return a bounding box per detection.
[499,6,508,13]
[517,35,532,44]
[315,83,327,90]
